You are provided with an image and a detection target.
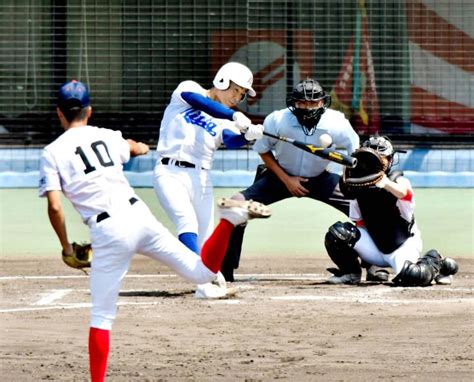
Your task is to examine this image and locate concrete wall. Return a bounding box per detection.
[0,148,473,188]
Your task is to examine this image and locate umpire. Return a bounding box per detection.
[221,78,359,281]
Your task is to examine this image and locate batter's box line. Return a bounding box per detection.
[270,295,474,305]
[34,289,73,306]
[0,274,178,281]
[2,290,473,313]
[0,273,326,283]
[0,300,165,314]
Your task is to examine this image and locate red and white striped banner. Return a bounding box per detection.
[407,0,474,134]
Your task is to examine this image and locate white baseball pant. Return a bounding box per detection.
[88,198,215,330]
[153,163,214,248]
[354,226,423,274]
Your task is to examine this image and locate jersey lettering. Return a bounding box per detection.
[91,141,114,168]
[182,109,217,136]
[75,146,96,174]
[75,141,115,174]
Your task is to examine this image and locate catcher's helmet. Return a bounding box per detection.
[362,135,394,158]
[287,78,331,135]
[362,135,395,171]
[213,62,256,97]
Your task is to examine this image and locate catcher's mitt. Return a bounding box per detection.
[62,242,92,270]
[342,147,389,188]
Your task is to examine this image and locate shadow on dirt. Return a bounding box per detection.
[119,290,194,298]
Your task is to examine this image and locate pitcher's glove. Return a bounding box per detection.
[62,242,92,270]
[342,147,389,188]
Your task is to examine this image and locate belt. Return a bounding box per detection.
[161,157,197,169]
[96,197,139,223]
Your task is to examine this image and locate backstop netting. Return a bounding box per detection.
[0,0,472,146]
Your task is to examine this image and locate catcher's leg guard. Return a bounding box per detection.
[439,256,459,276]
[392,249,442,287]
[325,221,362,275]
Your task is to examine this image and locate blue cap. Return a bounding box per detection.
[57,80,90,110]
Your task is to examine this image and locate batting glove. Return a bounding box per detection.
[244,124,264,141]
[232,111,252,133]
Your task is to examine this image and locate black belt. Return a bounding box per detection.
[161,157,196,169]
[96,197,139,223]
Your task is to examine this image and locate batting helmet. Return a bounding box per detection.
[213,62,256,97]
[287,78,331,135]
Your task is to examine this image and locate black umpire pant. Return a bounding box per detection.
[220,165,351,281]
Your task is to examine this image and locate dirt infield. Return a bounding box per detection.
[1,256,473,381]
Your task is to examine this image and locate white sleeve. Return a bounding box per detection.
[38,149,61,197]
[111,129,131,164]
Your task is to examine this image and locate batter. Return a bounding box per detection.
[153,62,264,298]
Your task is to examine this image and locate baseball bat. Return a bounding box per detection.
[262,131,357,167]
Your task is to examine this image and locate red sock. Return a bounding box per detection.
[201,219,234,273]
[89,327,110,382]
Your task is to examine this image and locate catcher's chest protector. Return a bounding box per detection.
[356,189,414,254]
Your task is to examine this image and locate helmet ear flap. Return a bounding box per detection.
[286,95,296,110]
[213,75,230,91]
[324,94,332,109]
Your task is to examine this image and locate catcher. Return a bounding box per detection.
[325,135,458,286]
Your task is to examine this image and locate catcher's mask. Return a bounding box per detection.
[287,78,331,135]
[362,135,395,170]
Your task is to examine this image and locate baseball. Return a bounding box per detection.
[319,133,332,148]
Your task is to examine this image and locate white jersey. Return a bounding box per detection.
[156,80,238,170]
[39,124,218,331]
[253,108,359,177]
[38,125,135,223]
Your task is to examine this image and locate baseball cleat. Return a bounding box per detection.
[366,265,390,282]
[194,282,237,299]
[213,271,227,289]
[434,274,453,285]
[217,198,272,224]
[327,273,362,285]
